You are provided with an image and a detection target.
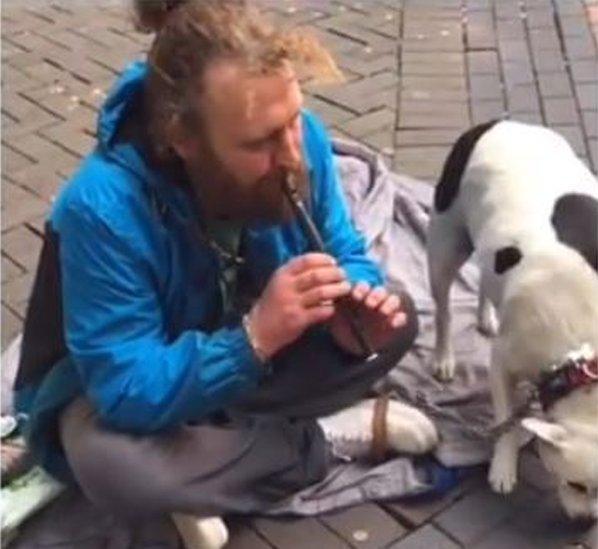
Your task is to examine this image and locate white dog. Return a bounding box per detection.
[427,119,598,519]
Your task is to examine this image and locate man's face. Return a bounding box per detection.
[177,60,309,224]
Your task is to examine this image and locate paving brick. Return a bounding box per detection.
[334,50,397,78]
[571,59,598,83]
[472,100,506,124]
[1,65,42,93]
[544,96,581,125]
[38,122,95,158]
[563,34,597,60]
[342,108,395,138]
[555,1,586,18]
[502,61,536,88]
[399,107,470,129]
[2,144,34,175]
[467,52,500,75]
[1,92,61,137]
[305,95,354,126]
[319,19,396,54]
[1,304,23,351]
[403,51,464,67]
[467,12,496,49]
[529,27,562,51]
[401,75,466,93]
[512,110,545,124]
[227,518,272,549]
[253,517,350,549]
[472,497,596,549]
[395,128,462,147]
[18,60,69,86]
[20,84,91,120]
[538,72,574,97]
[10,133,70,166]
[469,74,504,101]
[2,225,43,272]
[582,109,598,138]
[525,8,556,29]
[387,524,459,549]
[401,86,468,103]
[2,271,35,319]
[359,129,394,156]
[433,484,540,546]
[559,15,593,38]
[395,146,450,181]
[404,20,462,42]
[402,58,465,77]
[495,0,522,21]
[313,72,398,114]
[499,40,531,63]
[1,181,49,232]
[1,255,25,285]
[321,503,406,548]
[400,36,463,53]
[532,50,567,73]
[506,84,542,113]
[496,19,526,41]
[575,83,598,111]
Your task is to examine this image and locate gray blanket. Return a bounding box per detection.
[7,140,498,546]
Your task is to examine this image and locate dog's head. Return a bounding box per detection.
[522,417,598,520]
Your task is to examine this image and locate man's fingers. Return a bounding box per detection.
[304,302,336,324]
[301,281,351,308]
[295,266,346,292]
[380,293,401,316]
[287,253,337,275]
[351,282,370,301]
[391,312,407,329]
[364,286,388,309]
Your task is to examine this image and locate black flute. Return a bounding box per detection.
[281,173,378,361]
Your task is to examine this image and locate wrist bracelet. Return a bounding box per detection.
[242,312,269,365]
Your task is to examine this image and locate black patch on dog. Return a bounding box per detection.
[434,120,501,213]
[551,193,598,273]
[494,246,523,274]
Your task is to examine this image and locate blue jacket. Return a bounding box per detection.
[15,61,384,480]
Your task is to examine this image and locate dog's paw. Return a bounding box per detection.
[434,355,456,382]
[488,453,518,494]
[477,305,499,337]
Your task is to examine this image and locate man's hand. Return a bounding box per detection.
[328,283,408,356]
[248,253,351,359]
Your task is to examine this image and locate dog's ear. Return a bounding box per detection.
[521,418,568,448]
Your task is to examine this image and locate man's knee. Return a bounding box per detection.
[59,398,170,519]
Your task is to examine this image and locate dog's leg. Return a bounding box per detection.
[428,216,471,381]
[488,348,520,494]
[477,273,499,337]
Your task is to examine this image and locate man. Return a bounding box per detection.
[14,1,437,546]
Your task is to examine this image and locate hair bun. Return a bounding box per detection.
[132,0,187,34]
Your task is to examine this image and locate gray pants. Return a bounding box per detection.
[59,295,418,521]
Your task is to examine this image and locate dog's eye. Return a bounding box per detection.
[567,482,588,494]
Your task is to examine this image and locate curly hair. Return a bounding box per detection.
[131,0,342,162]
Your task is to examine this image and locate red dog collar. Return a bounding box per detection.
[537,345,598,411]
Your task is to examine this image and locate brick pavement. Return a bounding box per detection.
[1,0,597,547]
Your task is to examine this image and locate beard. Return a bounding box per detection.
[186,143,311,226]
